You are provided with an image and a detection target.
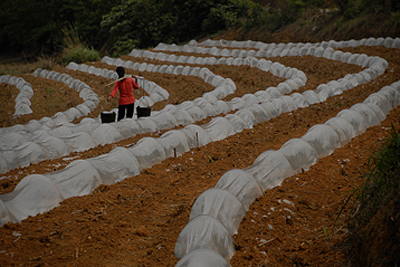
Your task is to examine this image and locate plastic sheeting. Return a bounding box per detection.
[157,130,191,158]
[2,142,47,169]
[0,174,63,223]
[0,70,101,172]
[337,109,368,135]
[43,160,101,199]
[36,135,69,159]
[324,117,356,146]
[90,124,123,145]
[0,75,34,116]
[225,114,251,132]
[174,215,235,261]
[127,137,167,170]
[202,118,237,142]
[215,169,263,211]
[86,147,140,185]
[59,132,97,152]
[175,82,398,265]
[175,248,229,267]
[111,119,143,139]
[350,103,382,126]
[301,124,341,159]
[180,125,212,148]
[189,189,246,235]
[0,132,27,151]
[244,150,294,190]
[278,138,319,173]
[0,36,397,248]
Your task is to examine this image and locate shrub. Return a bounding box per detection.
[60,25,100,64]
[61,45,100,64]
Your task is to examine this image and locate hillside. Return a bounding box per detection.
[1,1,400,266]
[0,38,399,266]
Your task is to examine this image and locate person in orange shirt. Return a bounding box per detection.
[107,66,139,121]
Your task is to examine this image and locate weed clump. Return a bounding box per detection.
[347,124,400,266]
[60,25,100,65]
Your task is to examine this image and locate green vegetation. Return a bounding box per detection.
[0,55,57,76]
[347,125,400,266]
[0,0,399,265]
[60,26,100,64]
[1,0,399,60]
[0,0,120,58]
[100,0,270,56]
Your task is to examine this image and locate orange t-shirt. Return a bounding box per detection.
[110,77,139,105]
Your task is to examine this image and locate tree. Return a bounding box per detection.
[0,0,120,57]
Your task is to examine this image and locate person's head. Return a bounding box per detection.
[116,66,125,79]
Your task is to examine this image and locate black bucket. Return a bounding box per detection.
[101,112,116,123]
[137,106,151,118]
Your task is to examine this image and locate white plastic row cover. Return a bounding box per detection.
[32,68,100,116]
[0,70,101,173]
[0,75,34,116]
[195,36,400,50]
[0,36,390,219]
[1,75,397,228]
[137,45,388,97]
[129,49,307,85]
[0,69,99,137]
[0,38,392,227]
[66,62,170,105]
[0,69,384,173]
[173,80,400,266]
[0,60,236,173]
[153,42,388,73]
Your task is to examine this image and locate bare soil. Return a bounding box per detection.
[0,46,399,267]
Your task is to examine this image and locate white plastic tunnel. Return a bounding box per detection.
[278,138,319,173]
[86,147,141,185]
[189,188,246,236]
[243,150,295,191]
[174,215,235,261]
[175,248,230,267]
[0,174,63,224]
[215,169,264,211]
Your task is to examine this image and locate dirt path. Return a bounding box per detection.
[0,45,399,267]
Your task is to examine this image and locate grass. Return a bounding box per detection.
[61,45,100,65]
[0,54,58,75]
[345,124,400,266]
[60,25,100,65]
[357,124,400,221]
[0,25,100,75]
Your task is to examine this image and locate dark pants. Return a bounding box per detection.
[118,103,135,121]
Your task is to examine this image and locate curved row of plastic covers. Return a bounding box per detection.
[0,75,34,116]
[129,48,307,84]
[0,64,173,174]
[0,61,238,174]
[128,48,388,107]
[154,36,400,55]
[152,41,388,75]
[0,70,100,173]
[0,36,391,226]
[101,55,306,104]
[198,36,400,50]
[1,34,386,175]
[32,68,100,118]
[0,69,99,136]
[174,79,400,266]
[65,62,170,107]
[124,43,387,130]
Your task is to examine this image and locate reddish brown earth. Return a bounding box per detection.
[0,45,399,267]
